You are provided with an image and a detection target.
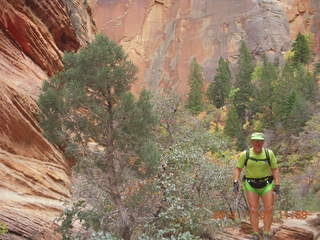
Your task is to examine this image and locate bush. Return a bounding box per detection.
[0,221,8,234]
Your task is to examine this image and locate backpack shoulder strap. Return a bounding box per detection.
[264,148,271,166]
[245,148,271,166]
[244,149,250,167]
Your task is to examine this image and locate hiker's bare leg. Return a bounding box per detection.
[246,190,260,233]
[261,190,274,233]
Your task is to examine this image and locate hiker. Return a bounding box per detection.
[233,132,280,240]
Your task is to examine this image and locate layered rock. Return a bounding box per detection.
[0,0,95,239]
[92,0,319,95]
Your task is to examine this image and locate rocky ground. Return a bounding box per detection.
[214,212,320,240]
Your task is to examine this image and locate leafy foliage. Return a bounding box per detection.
[39,31,320,240]
[139,110,237,239]
[38,34,159,240]
[0,221,8,235]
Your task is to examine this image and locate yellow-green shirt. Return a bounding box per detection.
[236,148,278,178]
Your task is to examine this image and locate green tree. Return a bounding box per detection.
[186,58,204,115]
[272,60,311,132]
[283,90,309,131]
[294,63,317,101]
[38,34,159,240]
[292,32,312,65]
[234,41,255,126]
[207,57,231,109]
[255,56,278,127]
[315,62,320,75]
[224,103,246,150]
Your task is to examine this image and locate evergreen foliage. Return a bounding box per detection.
[234,41,255,125]
[38,34,159,240]
[292,32,312,65]
[138,105,237,239]
[315,62,320,75]
[207,57,231,109]
[272,59,313,132]
[36,31,320,239]
[186,58,204,115]
[224,103,246,150]
[254,56,278,127]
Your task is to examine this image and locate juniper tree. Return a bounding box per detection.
[186,58,204,115]
[38,34,159,240]
[207,57,231,109]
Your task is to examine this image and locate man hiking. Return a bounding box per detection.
[233,132,280,240]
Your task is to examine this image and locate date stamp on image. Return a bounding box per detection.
[211,210,311,220]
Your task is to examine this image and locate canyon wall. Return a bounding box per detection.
[0,0,95,239]
[92,0,320,95]
[0,0,319,239]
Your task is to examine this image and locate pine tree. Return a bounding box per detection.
[272,60,311,132]
[283,90,309,131]
[234,41,255,125]
[38,34,159,240]
[207,57,231,109]
[272,60,294,125]
[255,56,278,127]
[186,58,204,114]
[224,104,246,150]
[294,63,317,101]
[292,32,312,65]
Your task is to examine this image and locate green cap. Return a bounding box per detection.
[251,132,265,140]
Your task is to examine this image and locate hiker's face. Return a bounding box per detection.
[251,140,264,152]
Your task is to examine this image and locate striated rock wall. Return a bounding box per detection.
[0,0,318,239]
[0,0,96,239]
[92,0,320,95]
[280,0,320,56]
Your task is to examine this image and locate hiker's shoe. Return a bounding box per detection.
[249,232,260,240]
[263,232,272,240]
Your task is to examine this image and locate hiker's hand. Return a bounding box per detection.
[233,180,239,193]
[273,185,280,195]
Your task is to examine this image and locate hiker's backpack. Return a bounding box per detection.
[244,148,271,167]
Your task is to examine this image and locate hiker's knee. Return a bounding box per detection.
[249,207,259,214]
[264,206,273,213]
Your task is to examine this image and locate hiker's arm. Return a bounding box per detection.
[234,152,245,182]
[272,168,280,185]
[234,167,242,182]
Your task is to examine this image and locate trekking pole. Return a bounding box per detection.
[272,185,281,221]
[233,188,241,224]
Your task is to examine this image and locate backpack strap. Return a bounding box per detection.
[244,149,250,167]
[264,148,271,166]
[244,148,271,167]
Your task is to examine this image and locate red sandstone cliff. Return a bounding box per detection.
[92,0,320,95]
[0,0,95,239]
[0,0,319,239]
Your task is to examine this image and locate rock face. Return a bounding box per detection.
[0,0,95,239]
[0,0,318,239]
[92,0,320,95]
[281,0,320,56]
